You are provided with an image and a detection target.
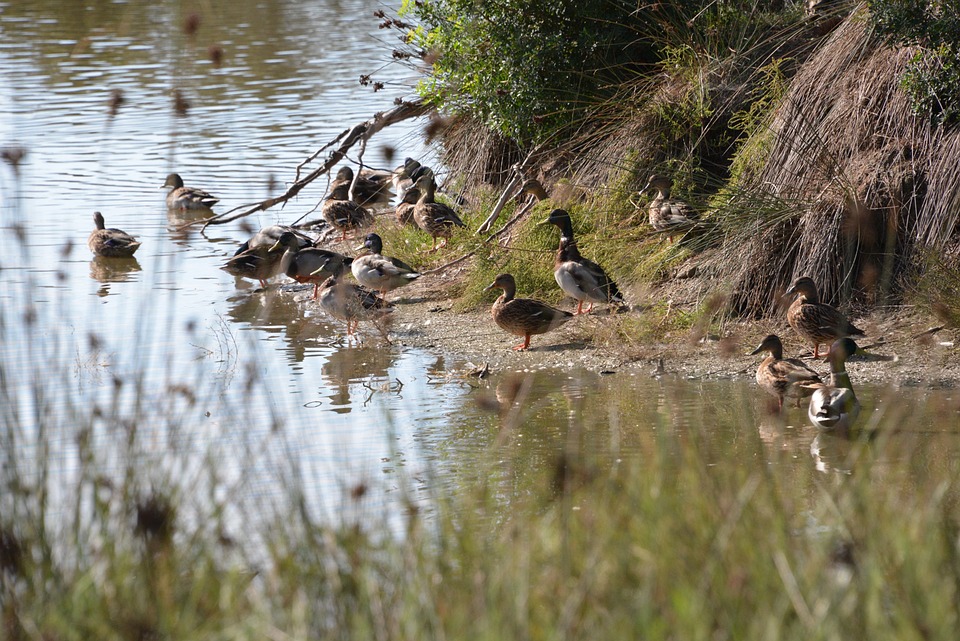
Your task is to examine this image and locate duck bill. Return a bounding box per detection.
[310,259,332,276]
[748,345,764,356]
[268,239,283,252]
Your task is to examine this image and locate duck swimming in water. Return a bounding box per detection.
[162,173,219,211]
[807,337,862,431]
[87,211,141,258]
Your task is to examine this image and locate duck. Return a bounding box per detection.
[272,231,353,299]
[315,262,393,337]
[412,175,466,251]
[785,276,865,358]
[750,334,823,410]
[484,273,574,351]
[87,211,141,257]
[392,157,432,198]
[641,174,699,240]
[518,178,549,202]
[233,225,316,256]
[162,173,219,211]
[222,240,287,288]
[807,337,862,431]
[539,208,625,314]
[322,182,373,241]
[394,185,421,227]
[351,232,420,298]
[331,165,394,208]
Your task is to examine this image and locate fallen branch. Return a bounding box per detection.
[475,144,543,234]
[185,99,432,232]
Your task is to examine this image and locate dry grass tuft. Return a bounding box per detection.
[724,10,960,315]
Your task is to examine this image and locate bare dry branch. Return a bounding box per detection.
[187,99,432,233]
[476,146,542,234]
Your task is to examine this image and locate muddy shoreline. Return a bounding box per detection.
[355,276,954,396]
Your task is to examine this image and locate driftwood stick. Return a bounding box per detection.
[475,145,542,234]
[476,174,522,235]
[187,99,431,232]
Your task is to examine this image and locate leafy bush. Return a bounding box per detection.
[401,0,649,144]
[868,0,960,123]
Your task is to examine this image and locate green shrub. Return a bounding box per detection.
[868,0,960,123]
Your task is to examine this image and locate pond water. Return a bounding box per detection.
[2,0,959,527]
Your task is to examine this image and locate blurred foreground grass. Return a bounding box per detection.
[3,374,960,641]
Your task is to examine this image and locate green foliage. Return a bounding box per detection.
[458,211,559,311]
[869,0,960,123]
[402,0,648,144]
[727,58,790,184]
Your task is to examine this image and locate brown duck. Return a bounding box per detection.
[750,334,822,410]
[641,174,699,241]
[162,173,219,211]
[412,175,466,251]
[484,273,574,351]
[87,212,141,258]
[315,264,393,337]
[322,182,373,241]
[785,276,864,358]
[331,165,394,208]
[272,231,353,300]
[394,185,420,227]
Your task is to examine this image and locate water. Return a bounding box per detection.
[2,0,959,526]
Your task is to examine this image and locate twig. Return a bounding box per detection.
[910,325,945,340]
[475,144,543,234]
[183,99,431,232]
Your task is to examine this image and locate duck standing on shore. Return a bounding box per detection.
[88,211,141,257]
[351,232,420,299]
[539,208,625,314]
[750,334,822,410]
[641,174,699,241]
[332,165,394,208]
[392,157,432,199]
[394,186,421,227]
[412,175,465,251]
[784,276,864,358]
[485,273,574,351]
[322,182,373,241]
[807,337,862,431]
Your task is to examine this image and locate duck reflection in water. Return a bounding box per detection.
[225,287,330,364]
[321,346,395,413]
[89,255,142,283]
